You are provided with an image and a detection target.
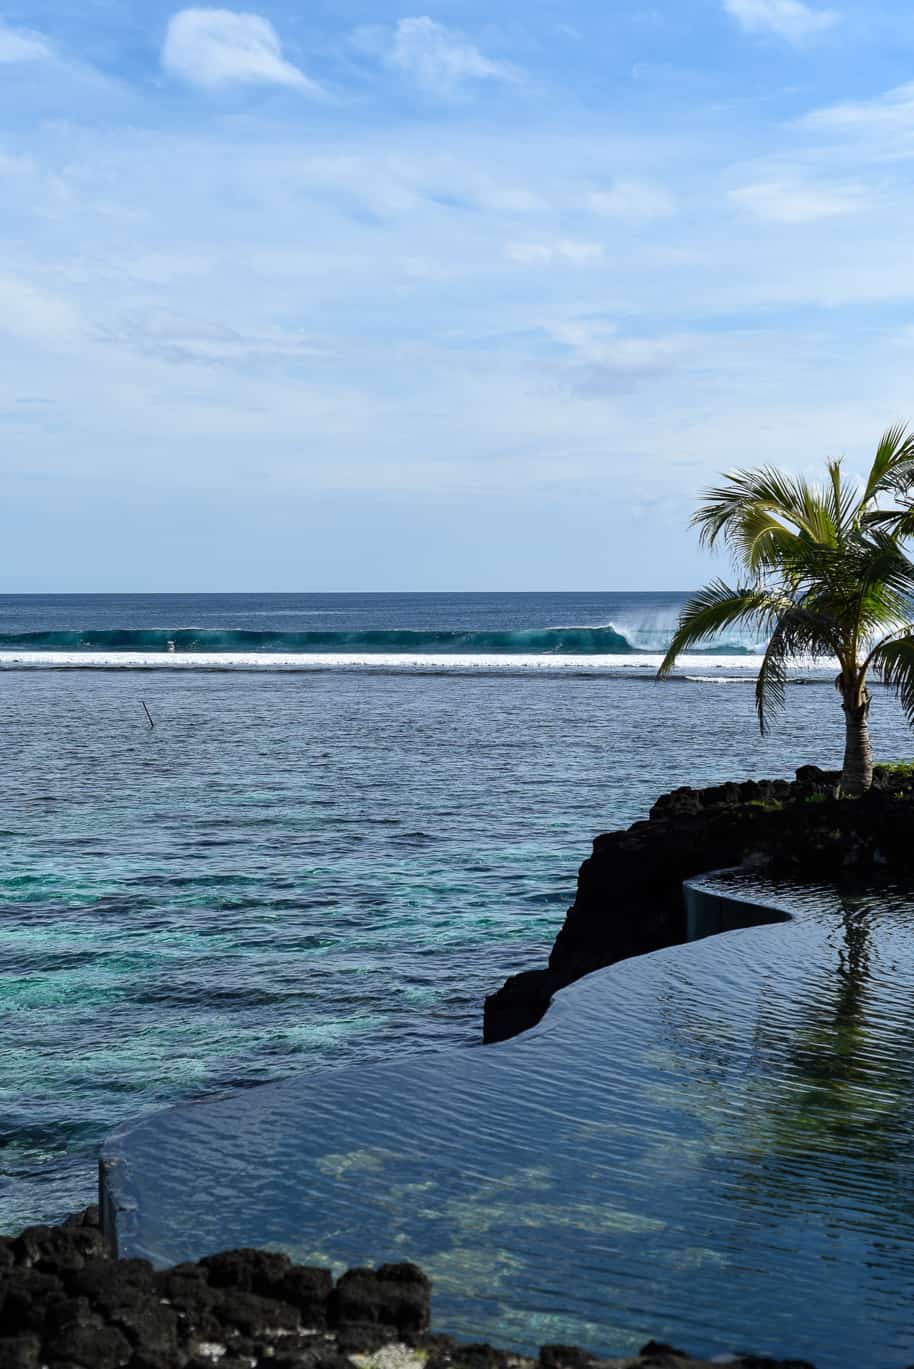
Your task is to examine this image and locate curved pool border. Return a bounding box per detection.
[98,867,802,1257]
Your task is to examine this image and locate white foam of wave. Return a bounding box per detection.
[683,676,758,685]
[609,616,767,655]
[543,615,768,655]
[0,650,839,676]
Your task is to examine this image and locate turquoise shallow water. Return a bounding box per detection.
[3,591,914,1239]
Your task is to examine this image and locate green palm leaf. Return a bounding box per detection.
[870,635,914,727]
[658,581,786,676]
[861,424,914,507]
[660,424,914,792]
[755,607,838,735]
[692,468,819,550]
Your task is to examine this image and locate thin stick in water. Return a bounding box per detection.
[141,700,155,729]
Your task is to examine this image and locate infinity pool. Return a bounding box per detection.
[102,874,914,1367]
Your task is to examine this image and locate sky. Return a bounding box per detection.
[4,0,914,590]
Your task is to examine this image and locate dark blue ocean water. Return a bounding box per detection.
[1,593,912,1236]
[0,590,762,655]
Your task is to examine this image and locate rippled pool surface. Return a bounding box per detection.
[105,875,914,1369]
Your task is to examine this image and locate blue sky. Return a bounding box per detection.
[3,0,914,589]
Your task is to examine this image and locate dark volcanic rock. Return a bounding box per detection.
[540,1345,601,1368]
[217,1288,301,1335]
[483,967,559,1046]
[0,1336,41,1369]
[484,765,914,1043]
[280,1263,334,1324]
[329,1262,431,1333]
[43,1318,132,1369]
[200,1246,291,1295]
[62,1207,99,1230]
[12,1223,108,1275]
[637,1342,688,1363]
[0,1207,827,1368]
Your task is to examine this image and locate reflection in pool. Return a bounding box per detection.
[102,875,914,1368]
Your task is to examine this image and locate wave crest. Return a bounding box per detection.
[0,625,757,657]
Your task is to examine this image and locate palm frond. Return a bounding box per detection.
[755,623,791,737]
[755,607,839,734]
[691,468,819,550]
[829,532,914,645]
[827,458,859,536]
[674,428,914,753]
[859,531,914,596]
[861,423,914,507]
[856,584,910,642]
[798,479,840,548]
[731,504,802,576]
[756,528,914,641]
[657,581,786,676]
[870,635,914,727]
[863,505,914,541]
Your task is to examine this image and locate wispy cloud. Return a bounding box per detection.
[162,8,319,92]
[551,322,685,395]
[506,241,603,265]
[803,80,914,138]
[0,19,52,63]
[730,178,863,222]
[102,308,330,368]
[722,0,837,43]
[589,180,675,224]
[387,17,517,97]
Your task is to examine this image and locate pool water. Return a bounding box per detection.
[103,874,914,1369]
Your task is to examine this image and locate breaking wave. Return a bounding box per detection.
[0,625,761,656]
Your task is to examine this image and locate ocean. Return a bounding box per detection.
[2,591,913,1235]
[0,589,763,669]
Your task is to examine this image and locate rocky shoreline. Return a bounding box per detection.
[484,764,914,1043]
[0,1209,818,1369]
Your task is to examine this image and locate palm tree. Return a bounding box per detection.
[658,426,914,793]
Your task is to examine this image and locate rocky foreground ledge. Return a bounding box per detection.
[484,764,914,1043]
[0,1211,819,1369]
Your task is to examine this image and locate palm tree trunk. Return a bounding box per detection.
[841,689,873,794]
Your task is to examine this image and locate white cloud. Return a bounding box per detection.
[162,9,318,92]
[104,308,330,367]
[589,180,675,223]
[730,178,863,223]
[803,81,914,138]
[722,0,837,43]
[506,240,603,265]
[388,17,517,97]
[0,20,52,63]
[551,322,685,394]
